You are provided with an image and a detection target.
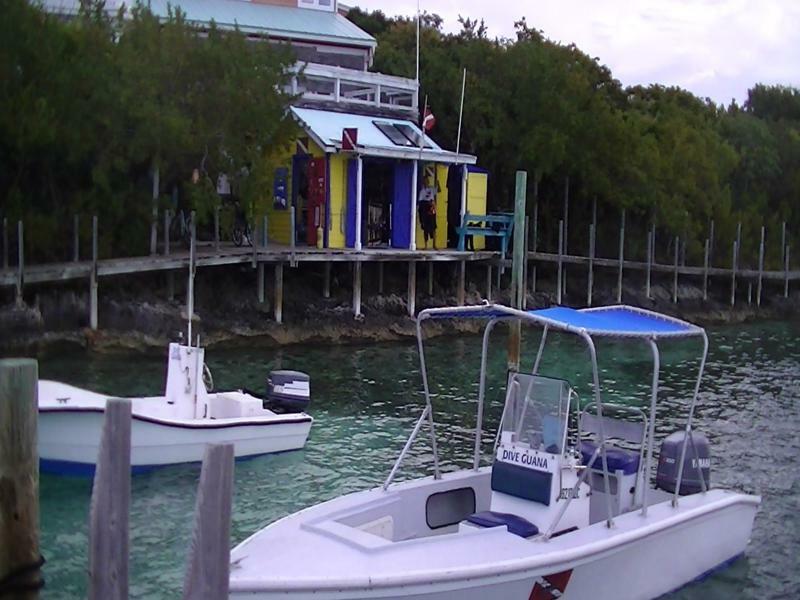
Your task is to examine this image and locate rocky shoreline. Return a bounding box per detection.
[1,265,797,356]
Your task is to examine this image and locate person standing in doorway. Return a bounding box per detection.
[418,168,438,249]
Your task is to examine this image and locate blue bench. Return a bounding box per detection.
[456,213,514,257]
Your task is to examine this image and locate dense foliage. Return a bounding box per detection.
[0,0,295,259]
[350,9,799,267]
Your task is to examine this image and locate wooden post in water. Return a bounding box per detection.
[522,217,530,309]
[587,223,595,306]
[214,207,220,252]
[508,171,527,372]
[16,221,24,307]
[377,262,384,295]
[289,206,296,266]
[731,240,738,306]
[672,236,679,303]
[781,221,786,267]
[323,262,331,299]
[757,226,765,307]
[427,262,434,296]
[457,261,466,306]
[709,219,715,266]
[73,214,80,262]
[164,210,171,256]
[182,444,234,600]
[186,212,196,339]
[485,264,492,301]
[785,245,790,298]
[251,218,258,268]
[703,238,710,301]
[407,261,416,317]
[617,210,625,304]
[353,262,362,318]
[747,282,752,305]
[736,222,742,262]
[562,175,569,296]
[262,215,268,248]
[531,192,538,294]
[645,230,652,300]
[274,264,284,324]
[88,398,131,600]
[2,217,7,269]
[90,216,98,330]
[257,263,265,304]
[556,220,564,305]
[0,358,41,600]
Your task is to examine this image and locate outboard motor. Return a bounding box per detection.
[266,370,310,413]
[656,430,711,495]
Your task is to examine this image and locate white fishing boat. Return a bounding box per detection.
[38,340,313,475]
[230,304,759,600]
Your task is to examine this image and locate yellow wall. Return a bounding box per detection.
[327,154,348,249]
[466,171,488,250]
[265,138,324,246]
[415,163,449,250]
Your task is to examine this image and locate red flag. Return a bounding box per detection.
[423,107,436,132]
[342,128,358,151]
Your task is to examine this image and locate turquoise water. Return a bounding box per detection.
[38,320,799,599]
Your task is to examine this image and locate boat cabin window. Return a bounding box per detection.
[500,374,571,455]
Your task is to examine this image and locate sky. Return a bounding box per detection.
[350,0,800,106]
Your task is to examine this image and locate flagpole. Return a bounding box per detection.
[415,0,421,86]
[455,67,467,158]
[419,94,428,161]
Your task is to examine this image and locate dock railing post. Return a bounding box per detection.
[645,230,652,300]
[617,209,625,304]
[703,238,710,301]
[73,214,80,262]
[757,225,765,307]
[556,219,563,305]
[182,444,234,600]
[0,358,42,599]
[731,240,738,306]
[673,236,679,303]
[90,216,98,330]
[16,221,24,307]
[587,223,595,306]
[89,398,131,600]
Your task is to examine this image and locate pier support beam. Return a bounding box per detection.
[427,262,434,296]
[0,358,41,598]
[257,263,265,304]
[90,216,98,330]
[353,262,362,318]
[407,261,416,317]
[274,264,283,324]
[457,261,466,306]
[323,262,331,299]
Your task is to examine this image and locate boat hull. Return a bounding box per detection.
[39,409,312,475]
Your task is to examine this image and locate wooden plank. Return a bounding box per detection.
[274,264,284,324]
[0,358,41,600]
[89,398,131,600]
[90,216,98,331]
[353,261,362,318]
[182,443,234,600]
[407,261,416,317]
[617,210,625,304]
[757,225,765,307]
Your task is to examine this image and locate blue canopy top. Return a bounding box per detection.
[420,304,704,339]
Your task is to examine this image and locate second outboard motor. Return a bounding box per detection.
[267,370,310,413]
[656,430,711,495]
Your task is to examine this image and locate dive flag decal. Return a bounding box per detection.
[529,569,573,600]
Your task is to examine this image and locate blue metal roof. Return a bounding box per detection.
[419,304,704,338]
[39,0,376,48]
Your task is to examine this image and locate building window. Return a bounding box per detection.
[298,0,334,12]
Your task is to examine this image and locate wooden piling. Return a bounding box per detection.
[274,264,283,324]
[16,221,24,307]
[731,240,738,306]
[757,226,765,307]
[2,217,7,269]
[164,210,171,256]
[673,236,679,303]
[556,220,563,305]
[562,175,569,296]
[73,214,80,262]
[289,206,296,266]
[262,215,268,248]
[89,398,132,600]
[186,213,196,339]
[785,245,790,298]
[587,223,595,306]
[747,282,752,305]
[257,263,265,304]
[645,230,652,300]
[0,358,41,600]
[709,219,715,266]
[353,261,362,318]
[214,207,220,252]
[522,217,530,310]
[703,238,710,301]
[182,444,234,600]
[781,221,786,267]
[377,262,384,295]
[485,264,492,301]
[407,261,416,317]
[90,216,98,330]
[457,261,465,306]
[427,262,434,296]
[323,262,331,299]
[531,197,538,295]
[617,210,625,304]
[251,218,258,268]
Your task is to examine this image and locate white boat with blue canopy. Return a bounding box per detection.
[230,304,760,600]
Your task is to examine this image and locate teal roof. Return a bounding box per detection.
[38,0,376,48]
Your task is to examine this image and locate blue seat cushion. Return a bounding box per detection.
[580,441,640,475]
[466,511,539,538]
